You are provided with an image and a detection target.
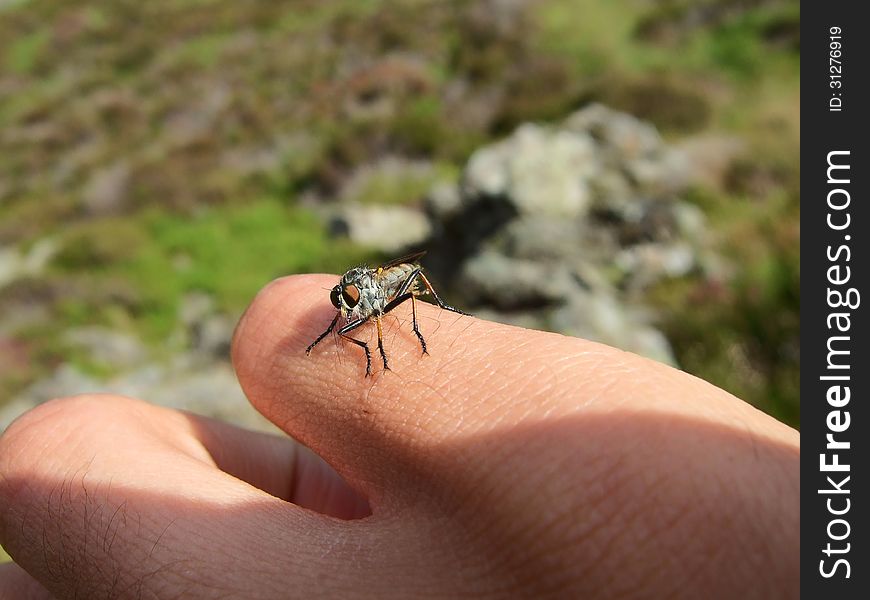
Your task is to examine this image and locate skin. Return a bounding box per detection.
[0,274,800,599]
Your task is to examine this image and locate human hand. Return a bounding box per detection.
[0,274,799,599]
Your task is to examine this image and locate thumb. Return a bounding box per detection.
[231,274,800,598]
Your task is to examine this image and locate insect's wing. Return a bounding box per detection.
[379,250,427,270]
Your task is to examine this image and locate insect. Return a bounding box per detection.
[305,251,467,376]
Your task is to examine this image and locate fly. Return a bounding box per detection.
[305,251,467,376]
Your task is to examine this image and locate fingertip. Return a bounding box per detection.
[232,274,333,362]
[232,273,338,401]
[231,273,492,490]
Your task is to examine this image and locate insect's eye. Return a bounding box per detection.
[342,284,360,307]
[329,287,341,309]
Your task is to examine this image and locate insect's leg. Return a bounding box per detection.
[306,314,339,355]
[374,315,390,371]
[411,294,428,355]
[395,268,422,297]
[382,292,427,355]
[338,318,372,376]
[382,293,412,313]
[418,272,469,315]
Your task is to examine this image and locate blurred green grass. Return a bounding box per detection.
[0,0,799,427]
[49,200,374,340]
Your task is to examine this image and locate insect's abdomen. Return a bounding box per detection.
[378,264,417,300]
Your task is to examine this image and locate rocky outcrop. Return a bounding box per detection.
[418,104,714,363]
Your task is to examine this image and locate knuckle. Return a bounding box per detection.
[0,394,131,478]
[0,394,145,591]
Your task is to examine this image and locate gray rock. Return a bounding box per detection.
[589,169,634,208]
[671,201,707,243]
[463,142,511,197]
[549,291,676,365]
[501,215,584,261]
[615,242,696,291]
[564,105,692,198]
[459,251,576,309]
[418,103,713,366]
[463,124,598,218]
[177,293,236,360]
[508,126,597,217]
[333,203,431,253]
[563,103,663,159]
[625,148,692,197]
[425,181,463,220]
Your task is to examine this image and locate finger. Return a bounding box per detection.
[0,562,54,600]
[0,395,370,599]
[232,275,797,501]
[187,412,369,518]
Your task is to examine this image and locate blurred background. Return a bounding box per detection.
[0,0,799,444]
